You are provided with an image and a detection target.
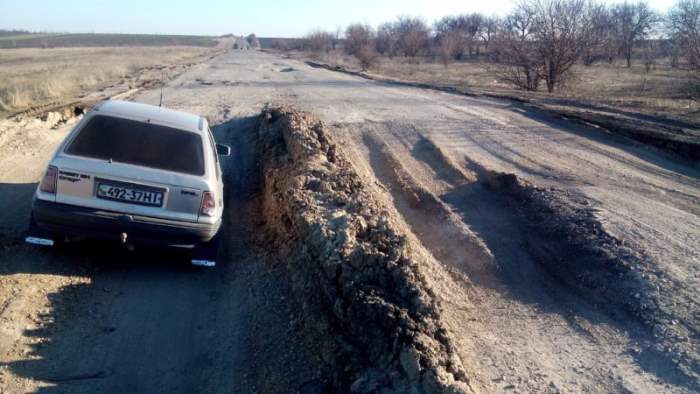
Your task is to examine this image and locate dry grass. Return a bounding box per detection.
[309,51,700,125]
[0,46,215,115]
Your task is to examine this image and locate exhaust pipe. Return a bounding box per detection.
[119,232,135,251]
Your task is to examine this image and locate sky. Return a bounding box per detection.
[0,0,678,38]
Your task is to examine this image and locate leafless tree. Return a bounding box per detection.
[435,31,463,66]
[582,4,617,65]
[345,23,375,57]
[344,23,380,69]
[491,0,600,93]
[304,29,334,53]
[642,40,658,71]
[667,0,700,73]
[464,13,485,55]
[376,22,398,56]
[490,5,544,91]
[434,14,486,58]
[480,16,501,52]
[534,0,601,92]
[394,16,431,58]
[332,26,343,50]
[612,1,659,67]
[435,16,467,60]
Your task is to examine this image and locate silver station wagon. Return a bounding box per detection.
[26,100,230,267]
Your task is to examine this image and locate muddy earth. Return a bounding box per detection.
[0,50,698,393]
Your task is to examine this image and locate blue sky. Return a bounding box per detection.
[0,0,677,37]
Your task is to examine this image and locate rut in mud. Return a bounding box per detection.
[356,128,699,391]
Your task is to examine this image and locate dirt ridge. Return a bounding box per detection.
[475,165,700,386]
[360,132,495,280]
[257,106,474,393]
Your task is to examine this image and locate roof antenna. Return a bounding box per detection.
[159,70,165,107]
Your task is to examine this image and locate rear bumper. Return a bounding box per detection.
[31,198,220,247]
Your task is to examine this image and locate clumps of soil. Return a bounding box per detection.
[482,170,652,313]
[479,167,699,382]
[257,106,473,393]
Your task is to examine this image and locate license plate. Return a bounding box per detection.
[97,183,164,207]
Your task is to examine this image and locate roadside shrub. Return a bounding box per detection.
[356,45,379,70]
[394,16,431,59]
[345,23,375,57]
[304,29,334,53]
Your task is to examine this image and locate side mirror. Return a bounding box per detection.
[216,144,231,156]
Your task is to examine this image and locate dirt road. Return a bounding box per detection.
[0,94,319,392]
[1,50,698,393]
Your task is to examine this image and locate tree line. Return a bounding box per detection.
[293,0,700,93]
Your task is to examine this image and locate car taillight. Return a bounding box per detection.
[40,165,58,194]
[200,191,216,216]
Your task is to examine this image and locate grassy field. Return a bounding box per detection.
[0,46,217,116]
[308,51,700,125]
[0,33,218,49]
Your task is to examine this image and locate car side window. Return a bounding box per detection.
[207,128,221,180]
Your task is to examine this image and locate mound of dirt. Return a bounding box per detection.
[478,167,699,384]
[257,106,474,393]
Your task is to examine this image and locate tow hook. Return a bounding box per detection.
[119,233,136,251]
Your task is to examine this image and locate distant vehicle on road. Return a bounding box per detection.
[25,100,230,267]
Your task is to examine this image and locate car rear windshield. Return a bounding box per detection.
[65,115,205,176]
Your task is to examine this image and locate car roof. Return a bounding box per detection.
[93,100,206,134]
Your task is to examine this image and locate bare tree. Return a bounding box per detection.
[304,29,334,53]
[642,40,658,71]
[434,14,486,58]
[612,1,659,67]
[344,23,379,69]
[534,0,602,92]
[480,16,501,52]
[435,16,466,61]
[376,22,398,56]
[435,31,463,66]
[491,0,600,93]
[582,4,617,65]
[464,13,485,55]
[345,23,375,57]
[490,5,544,91]
[667,0,700,72]
[332,26,343,50]
[394,16,431,58]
